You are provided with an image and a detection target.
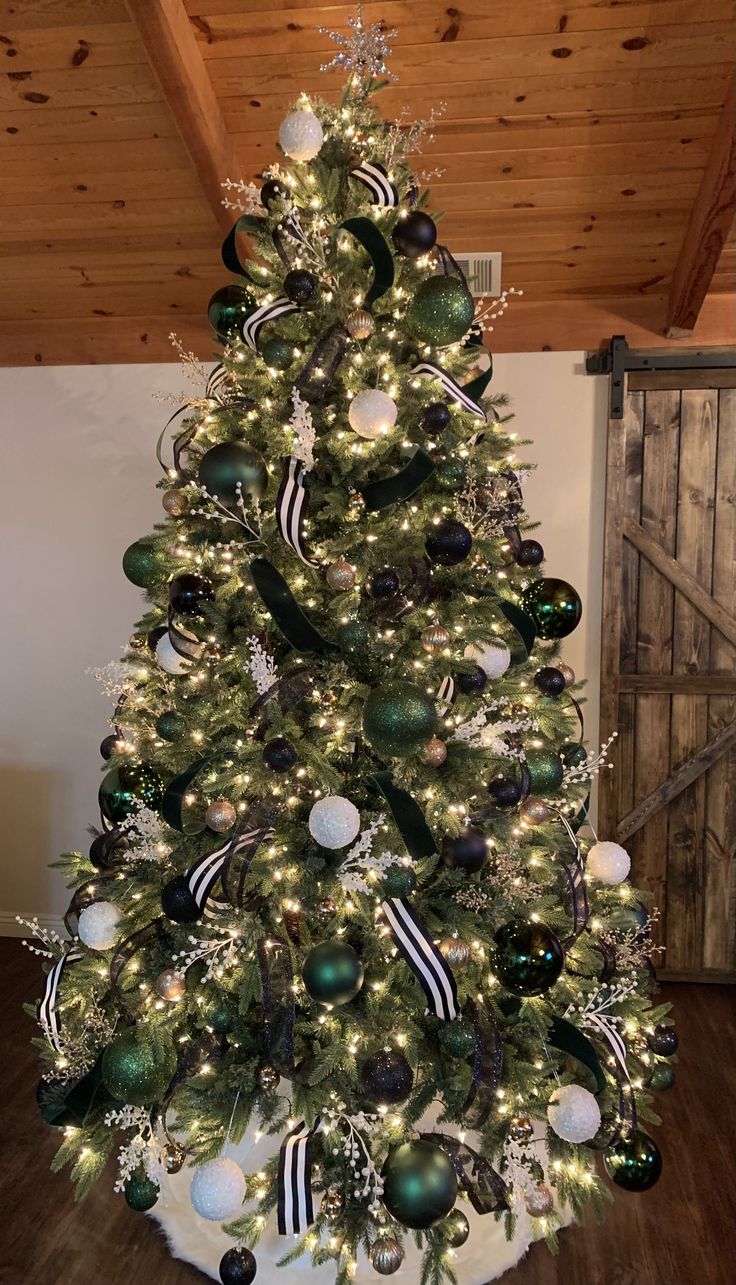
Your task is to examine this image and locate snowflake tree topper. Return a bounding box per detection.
[318,6,398,82]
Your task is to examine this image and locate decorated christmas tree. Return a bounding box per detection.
[25,14,675,1285]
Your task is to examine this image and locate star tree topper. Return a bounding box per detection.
[318,5,398,81]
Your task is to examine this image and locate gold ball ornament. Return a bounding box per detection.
[162,489,188,517]
[420,624,450,654]
[155,968,186,1003]
[346,308,375,340]
[438,937,470,968]
[508,1114,534,1143]
[321,1186,345,1221]
[519,796,551,826]
[258,1064,281,1091]
[525,1183,554,1217]
[205,799,237,833]
[326,559,356,591]
[317,897,337,921]
[423,736,448,767]
[630,1033,650,1060]
[128,633,146,650]
[346,489,366,523]
[163,1143,187,1174]
[370,1237,405,1275]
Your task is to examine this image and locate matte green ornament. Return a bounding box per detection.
[362,681,437,759]
[407,276,475,347]
[208,1005,235,1036]
[208,284,254,341]
[439,1018,476,1059]
[521,577,582,640]
[436,459,467,491]
[99,762,165,824]
[122,540,161,589]
[302,940,364,1007]
[525,748,564,793]
[492,920,564,996]
[381,1140,458,1230]
[382,865,417,898]
[124,1171,159,1211]
[198,442,268,506]
[155,710,187,742]
[337,620,372,652]
[603,1129,662,1192]
[647,1062,676,1091]
[260,336,295,370]
[101,1029,176,1106]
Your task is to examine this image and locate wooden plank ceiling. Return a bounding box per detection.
[0,0,734,364]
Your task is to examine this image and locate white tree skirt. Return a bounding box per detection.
[149,1102,571,1284]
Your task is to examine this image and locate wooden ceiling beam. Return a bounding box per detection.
[123,0,238,235]
[666,69,736,338]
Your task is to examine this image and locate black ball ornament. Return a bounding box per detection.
[261,178,287,208]
[198,442,268,506]
[302,941,364,1007]
[99,734,121,761]
[488,777,523,809]
[360,1049,414,1105]
[534,666,566,697]
[603,1130,662,1192]
[441,827,488,873]
[456,665,487,696]
[493,920,564,996]
[381,1140,458,1230]
[99,762,164,824]
[219,1246,257,1285]
[124,1172,159,1211]
[422,401,451,431]
[647,1025,678,1057]
[516,539,544,568]
[168,573,214,617]
[392,211,437,259]
[425,519,473,566]
[521,578,582,640]
[362,681,437,758]
[283,269,318,305]
[367,567,400,599]
[161,875,201,924]
[262,737,297,772]
[208,285,254,342]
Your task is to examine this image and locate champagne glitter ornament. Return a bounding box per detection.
[326,559,356,591]
[155,968,186,1003]
[162,489,188,517]
[525,1184,554,1217]
[423,736,448,766]
[321,1186,345,1220]
[205,799,237,833]
[519,796,551,826]
[508,1114,534,1142]
[257,1064,280,1090]
[438,937,470,967]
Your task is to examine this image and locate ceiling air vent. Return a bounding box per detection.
[452,252,502,298]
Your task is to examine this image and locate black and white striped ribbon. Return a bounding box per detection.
[185,823,270,912]
[588,1013,631,1083]
[168,617,205,662]
[382,896,459,1021]
[39,947,84,1052]
[206,363,232,403]
[349,161,398,207]
[412,361,486,420]
[276,457,319,567]
[277,1116,321,1235]
[241,297,299,352]
[436,674,457,716]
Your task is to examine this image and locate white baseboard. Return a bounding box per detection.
[0,911,67,938]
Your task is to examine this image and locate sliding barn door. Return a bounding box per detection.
[599,369,736,981]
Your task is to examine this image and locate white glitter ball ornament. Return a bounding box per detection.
[308,795,361,849]
[547,1085,601,1143]
[155,628,204,675]
[463,642,511,679]
[348,389,398,439]
[190,1158,246,1221]
[278,109,324,161]
[78,901,122,951]
[586,840,631,885]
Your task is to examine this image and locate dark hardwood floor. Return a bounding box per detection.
[2,937,734,1285]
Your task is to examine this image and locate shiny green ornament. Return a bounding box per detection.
[99,762,165,824]
[383,864,417,898]
[436,459,467,491]
[337,620,372,652]
[124,1171,159,1211]
[561,741,587,768]
[155,710,186,742]
[198,442,268,506]
[381,1140,458,1230]
[408,276,475,347]
[647,1062,676,1091]
[208,284,254,342]
[207,1004,236,1035]
[362,681,437,759]
[122,540,162,589]
[440,1019,476,1059]
[101,1029,177,1106]
[525,748,564,793]
[493,919,564,996]
[302,940,364,1007]
[521,577,582,640]
[603,1129,662,1192]
[260,336,294,370]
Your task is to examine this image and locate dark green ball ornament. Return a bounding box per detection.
[101,1029,177,1105]
[260,336,294,370]
[208,284,254,342]
[208,1005,235,1036]
[646,1062,676,1091]
[124,1171,159,1211]
[561,741,587,768]
[156,710,187,742]
[122,540,161,589]
[440,1019,476,1059]
[198,442,268,506]
[521,578,582,640]
[493,920,564,996]
[525,748,564,793]
[337,620,372,652]
[302,941,364,1007]
[99,762,165,824]
[362,681,437,758]
[436,459,467,491]
[383,864,417,898]
[603,1129,662,1192]
[381,1140,458,1230]
[408,276,475,347]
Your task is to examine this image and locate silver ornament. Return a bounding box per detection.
[308,796,361,849]
[525,1183,554,1217]
[508,1114,534,1142]
[321,1185,345,1220]
[370,1237,405,1275]
[162,489,188,517]
[258,1064,280,1091]
[205,799,237,833]
[155,968,186,1003]
[519,796,550,826]
[278,109,323,161]
[78,901,122,951]
[423,735,448,766]
[421,624,450,654]
[438,937,470,967]
[347,308,375,340]
[326,559,356,591]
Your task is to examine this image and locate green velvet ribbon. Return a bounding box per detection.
[496,596,537,661]
[221,213,264,280]
[339,217,395,309]
[547,1015,607,1094]
[162,751,230,833]
[250,557,337,654]
[369,770,438,860]
[37,1057,108,1128]
[360,447,435,512]
[464,355,494,404]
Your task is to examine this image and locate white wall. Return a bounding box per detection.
[0,356,608,929]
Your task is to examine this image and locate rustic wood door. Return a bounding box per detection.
[599,367,736,981]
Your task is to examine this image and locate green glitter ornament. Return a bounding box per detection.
[381,1140,458,1229]
[198,442,268,506]
[521,577,582,640]
[436,459,467,491]
[337,620,372,652]
[124,1171,160,1211]
[101,1029,176,1106]
[362,681,437,759]
[382,865,417,898]
[208,1005,236,1036]
[407,276,475,347]
[302,941,364,1007]
[439,1019,476,1059]
[260,336,295,370]
[603,1129,662,1192]
[207,284,254,341]
[122,540,162,589]
[525,748,564,793]
[647,1062,676,1091]
[99,762,165,824]
[155,710,187,742]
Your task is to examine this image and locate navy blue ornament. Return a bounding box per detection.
[262,737,297,772]
[161,875,200,924]
[422,402,451,431]
[219,1246,257,1285]
[425,519,473,566]
[393,211,437,259]
[488,777,522,808]
[456,665,487,696]
[647,1025,678,1057]
[534,666,566,697]
[367,567,400,599]
[168,574,214,617]
[360,1049,414,1105]
[261,179,287,207]
[516,539,544,568]
[99,734,121,761]
[284,269,318,304]
[441,828,488,872]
